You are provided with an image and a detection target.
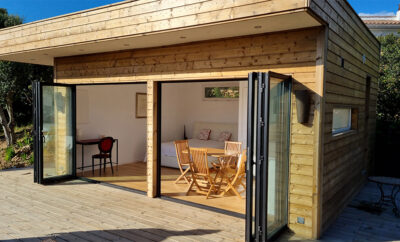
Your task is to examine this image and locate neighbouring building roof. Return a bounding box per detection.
[363,20,400,25]
[360,4,400,36]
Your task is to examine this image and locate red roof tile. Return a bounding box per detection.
[363,20,400,25]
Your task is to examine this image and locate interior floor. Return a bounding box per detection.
[79,162,246,214]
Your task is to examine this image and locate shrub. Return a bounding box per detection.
[17,130,33,148]
[4,146,15,162]
[28,154,34,165]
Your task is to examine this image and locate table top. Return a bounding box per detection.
[182,147,225,157]
[368,176,400,186]
[77,138,118,145]
[200,148,225,157]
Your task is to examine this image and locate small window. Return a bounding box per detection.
[332,108,355,134]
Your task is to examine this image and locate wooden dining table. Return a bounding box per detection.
[186,147,235,195]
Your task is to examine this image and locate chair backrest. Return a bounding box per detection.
[237,149,247,174]
[190,148,209,175]
[225,141,242,156]
[174,140,190,165]
[98,137,114,154]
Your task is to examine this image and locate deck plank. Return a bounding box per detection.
[0,168,244,241]
[279,181,400,241]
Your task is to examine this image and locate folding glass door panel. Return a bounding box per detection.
[33,82,76,184]
[246,72,291,241]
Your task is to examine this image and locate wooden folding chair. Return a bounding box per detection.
[224,141,242,167]
[186,148,218,199]
[174,140,191,184]
[221,149,247,199]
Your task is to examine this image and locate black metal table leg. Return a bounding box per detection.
[391,185,400,217]
[81,144,84,173]
[375,183,386,208]
[116,139,119,171]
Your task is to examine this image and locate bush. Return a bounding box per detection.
[16,130,32,148]
[373,34,400,177]
[4,146,15,162]
[28,154,34,165]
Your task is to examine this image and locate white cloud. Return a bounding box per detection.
[359,11,396,16]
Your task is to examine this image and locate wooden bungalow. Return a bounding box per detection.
[0,0,379,241]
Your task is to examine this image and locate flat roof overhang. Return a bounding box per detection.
[0,1,322,66]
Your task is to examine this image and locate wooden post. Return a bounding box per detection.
[147,80,158,197]
[312,26,327,239]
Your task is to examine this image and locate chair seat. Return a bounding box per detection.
[92,153,110,158]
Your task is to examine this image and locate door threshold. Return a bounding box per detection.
[160,195,245,219]
[77,176,147,196]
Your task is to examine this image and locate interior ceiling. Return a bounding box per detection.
[0,11,321,66]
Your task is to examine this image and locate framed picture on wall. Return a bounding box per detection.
[203,82,239,101]
[136,93,147,118]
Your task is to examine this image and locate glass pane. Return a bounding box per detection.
[332,108,351,133]
[42,86,74,179]
[267,77,290,238]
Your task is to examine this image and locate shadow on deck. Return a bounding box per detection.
[277,181,400,241]
[2,228,220,242]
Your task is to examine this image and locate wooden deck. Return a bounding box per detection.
[279,181,400,241]
[0,168,244,241]
[2,168,399,241]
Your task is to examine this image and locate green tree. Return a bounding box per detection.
[0,9,53,146]
[377,34,400,122]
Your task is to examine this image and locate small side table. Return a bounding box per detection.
[368,176,400,217]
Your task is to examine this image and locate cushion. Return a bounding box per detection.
[198,129,211,140]
[217,131,232,142]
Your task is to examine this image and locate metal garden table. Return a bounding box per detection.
[368,176,400,217]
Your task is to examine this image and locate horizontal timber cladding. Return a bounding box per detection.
[55,27,321,238]
[0,0,307,55]
[54,28,319,86]
[309,0,380,234]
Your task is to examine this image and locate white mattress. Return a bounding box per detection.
[161,138,224,168]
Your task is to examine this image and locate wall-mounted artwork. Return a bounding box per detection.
[136,93,147,118]
[203,83,239,100]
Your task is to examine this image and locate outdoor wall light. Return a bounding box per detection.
[294,90,311,124]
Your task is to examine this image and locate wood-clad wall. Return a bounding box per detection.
[309,0,380,234]
[0,0,306,56]
[55,27,321,237]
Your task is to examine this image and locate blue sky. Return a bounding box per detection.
[0,0,399,23]
[0,0,122,23]
[349,0,400,16]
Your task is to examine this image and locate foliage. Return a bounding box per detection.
[17,130,33,148]
[0,9,53,146]
[374,34,400,177]
[0,8,23,28]
[204,87,239,98]
[28,154,34,165]
[377,34,400,123]
[4,146,15,162]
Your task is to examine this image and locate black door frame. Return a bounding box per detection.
[246,72,292,241]
[33,81,148,185]
[33,81,77,184]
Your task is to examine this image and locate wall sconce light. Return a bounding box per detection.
[295,90,311,124]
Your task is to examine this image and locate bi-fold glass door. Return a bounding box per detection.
[246,72,291,241]
[33,81,76,184]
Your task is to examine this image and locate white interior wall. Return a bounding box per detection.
[161,81,245,142]
[76,84,147,170]
[238,81,248,147]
